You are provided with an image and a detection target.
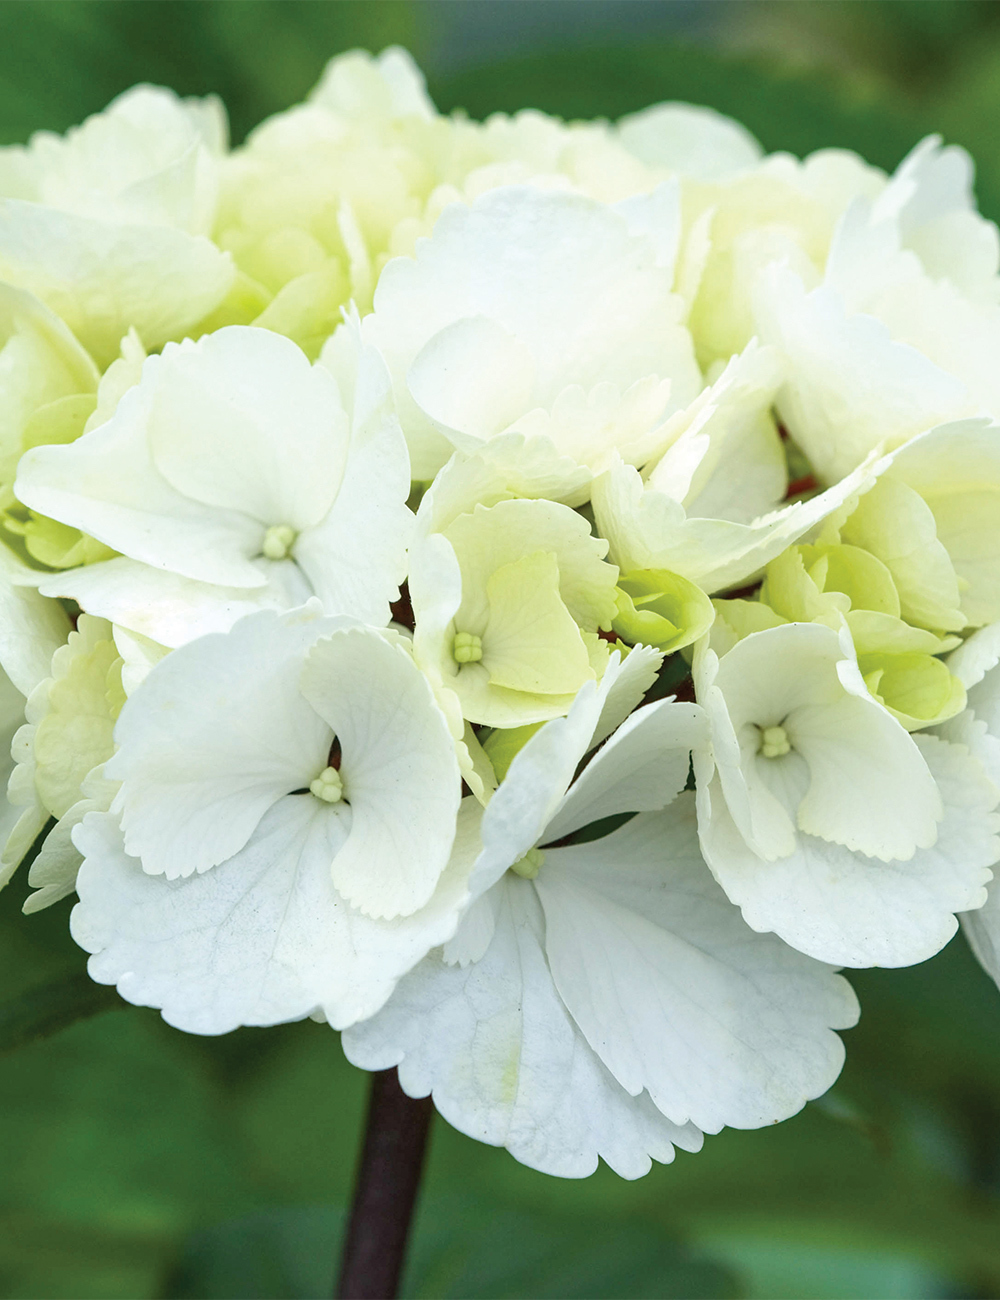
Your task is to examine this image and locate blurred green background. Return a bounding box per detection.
[3,2,1000,1297]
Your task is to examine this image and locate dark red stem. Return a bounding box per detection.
[336,1068,434,1300]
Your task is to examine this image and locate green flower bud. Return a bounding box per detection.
[611,568,714,654]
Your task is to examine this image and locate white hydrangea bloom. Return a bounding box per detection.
[0,86,234,365]
[70,604,467,1033]
[6,47,1000,1187]
[16,322,412,647]
[345,654,858,1177]
[694,621,998,966]
[359,184,700,479]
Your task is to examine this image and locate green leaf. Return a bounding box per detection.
[0,970,124,1054]
[164,1197,738,1300]
[166,1206,345,1300]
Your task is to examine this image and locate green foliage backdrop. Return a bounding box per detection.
[3,3,1000,1297]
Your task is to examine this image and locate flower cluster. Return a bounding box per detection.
[2,47,999,1179]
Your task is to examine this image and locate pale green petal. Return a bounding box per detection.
[0,569,71,697]
[840,475,965,632]
[760,548,847,626]
[806,543,900,616]
[887,419,1000,628]
[0,203,234,367]
[860,650,966,730]
[483,550,594,696]
[33,614,120,819]
[415,431,591,539]
[710,598,787,656]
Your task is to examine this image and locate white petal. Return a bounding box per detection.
[296,335,412,625]
[700,734,997,966]
[962,888,1000,993]
[614,181,682,278]
[617,103,762,181]
[407,314,537,449]
[544,699,705,843]
[467,678,607,899]
[588,642,663,750]
[39,556,309,649]
[16,372,267,590]
[344,876,703,1179]
[415,432,591,539]
[592,449,887,596]
[694,637,797,861]
[948,620,1000,690]
[885,419,1000,628]
[651,342,788,525]
[0,571,70,696]
[754,262,971,484]
[146,326,347,530]
[713,622,942,861]
[106,606,334,878]
[300,627,461,920]
[791,686,942,858]
[366,185,700,478]
[538,798,856,1131]
[72,796,479,1034]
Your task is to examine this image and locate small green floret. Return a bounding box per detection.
[510,846,545,879]
[759,724,791,758]
[612,568,714,654]
[310,765,344,803]
[453,631,483,664]
[262,523,298,560]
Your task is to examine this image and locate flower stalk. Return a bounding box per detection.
[336,1069,434,1300]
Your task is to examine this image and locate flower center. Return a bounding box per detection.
[759,724,791,759]
[310,765,344,803]
[262,523,298,561]
[453,631,483,664]
[510,846,545,879]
